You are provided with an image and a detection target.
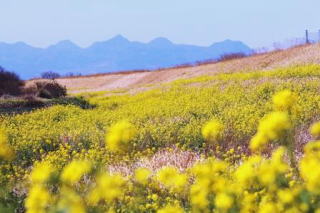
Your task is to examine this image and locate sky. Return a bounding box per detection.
[1,0,320,49]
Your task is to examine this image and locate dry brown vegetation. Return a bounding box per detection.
[30,43,320,94]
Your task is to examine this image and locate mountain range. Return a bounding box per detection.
[0,35,252,79]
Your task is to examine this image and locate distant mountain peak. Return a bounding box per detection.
[107,34,129,43]
[149,37,173,46]
[209,39,253,55]
[12,41,32,48]
[89,35,130,49]
[48,40,80,50]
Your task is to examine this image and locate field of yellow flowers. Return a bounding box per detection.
[2,64,320,212]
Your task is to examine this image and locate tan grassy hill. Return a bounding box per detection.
[48,43,320,94]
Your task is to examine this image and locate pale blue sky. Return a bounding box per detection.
[1,0,319,48]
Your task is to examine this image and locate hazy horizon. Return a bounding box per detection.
[0,35,250,49]
[1,0,320,49]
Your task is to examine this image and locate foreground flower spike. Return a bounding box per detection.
[30,161,53,184]
[202,119,224,144]
[310,121,320,139]
[25,185,50,213]
[105,120,137,152]
[272,89,297,111]
[300,141,320,194]
[156,166,188,192]
[135,167,152,185]
[61,160,92,185]
[0,128,14,160]
[250,111,291,152]
[215,192,234,210]
[87,173,126,205]
[157,204,184,213]
[57,187,86,213]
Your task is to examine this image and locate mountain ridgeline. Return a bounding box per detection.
[0,35,252,79]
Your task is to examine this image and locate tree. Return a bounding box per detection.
[0,66,24,96]
[41,71,61,80]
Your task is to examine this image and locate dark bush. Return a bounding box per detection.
[0,67,24,96]
[218,52,247,62]
[35,81,67,99]
[41,71,61,80]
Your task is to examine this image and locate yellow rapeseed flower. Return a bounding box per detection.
[258,147,288,187]
[215,192,234,210]
[190,181,209,210]
[235,155,262,188]
[61,160,91,185]
[157,166,188,191]
[105,120,137,152]
[25,185,50,213]
[277,189,294,204]
[258,111,291,141]
[157,204,184,213]
[30,161,53,184]
[250,111,290,152]
[135,167,152,185]
[0,128,14,160]
[57,187,86,213]
[310,122,320,139]
[300,141,320,193]
[272,90,297,111]
[202,119,224,144]
[87,173,126,205]
[258,202,278,213]
[249,133,268,152]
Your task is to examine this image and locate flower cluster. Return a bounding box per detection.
[201,119,224,144]
[250,90,297,152]
[0,128,14,160]
[1,64,320,211]
[105,120,137,152]
[272,89,297,111]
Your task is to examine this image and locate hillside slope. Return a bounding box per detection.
[55,43,320,94]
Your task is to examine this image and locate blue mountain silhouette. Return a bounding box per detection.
[0,35,252,79]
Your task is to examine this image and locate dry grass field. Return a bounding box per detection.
[49,43,320,94]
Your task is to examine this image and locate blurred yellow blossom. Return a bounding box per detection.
[57,187,86,213]
[135,167,152,185]
[215,192,234,210]
[272,90,297,111]
[250,111,290,152]
[202,119,224,144]
[61,160,91,185]
[105,120,137,152]
[258,202,278,213]
[25,185,50,213]
[157,204,184,213]
[300,141,320,193]
[310,122,320,138]
[157,166,188,191]
[30,161,53,184]
[0,128,14,160]
[277,189,294,204]
[190,181,209,210]
[250,133,268,152]
[258,111,290,141]
[87,173,126,204]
